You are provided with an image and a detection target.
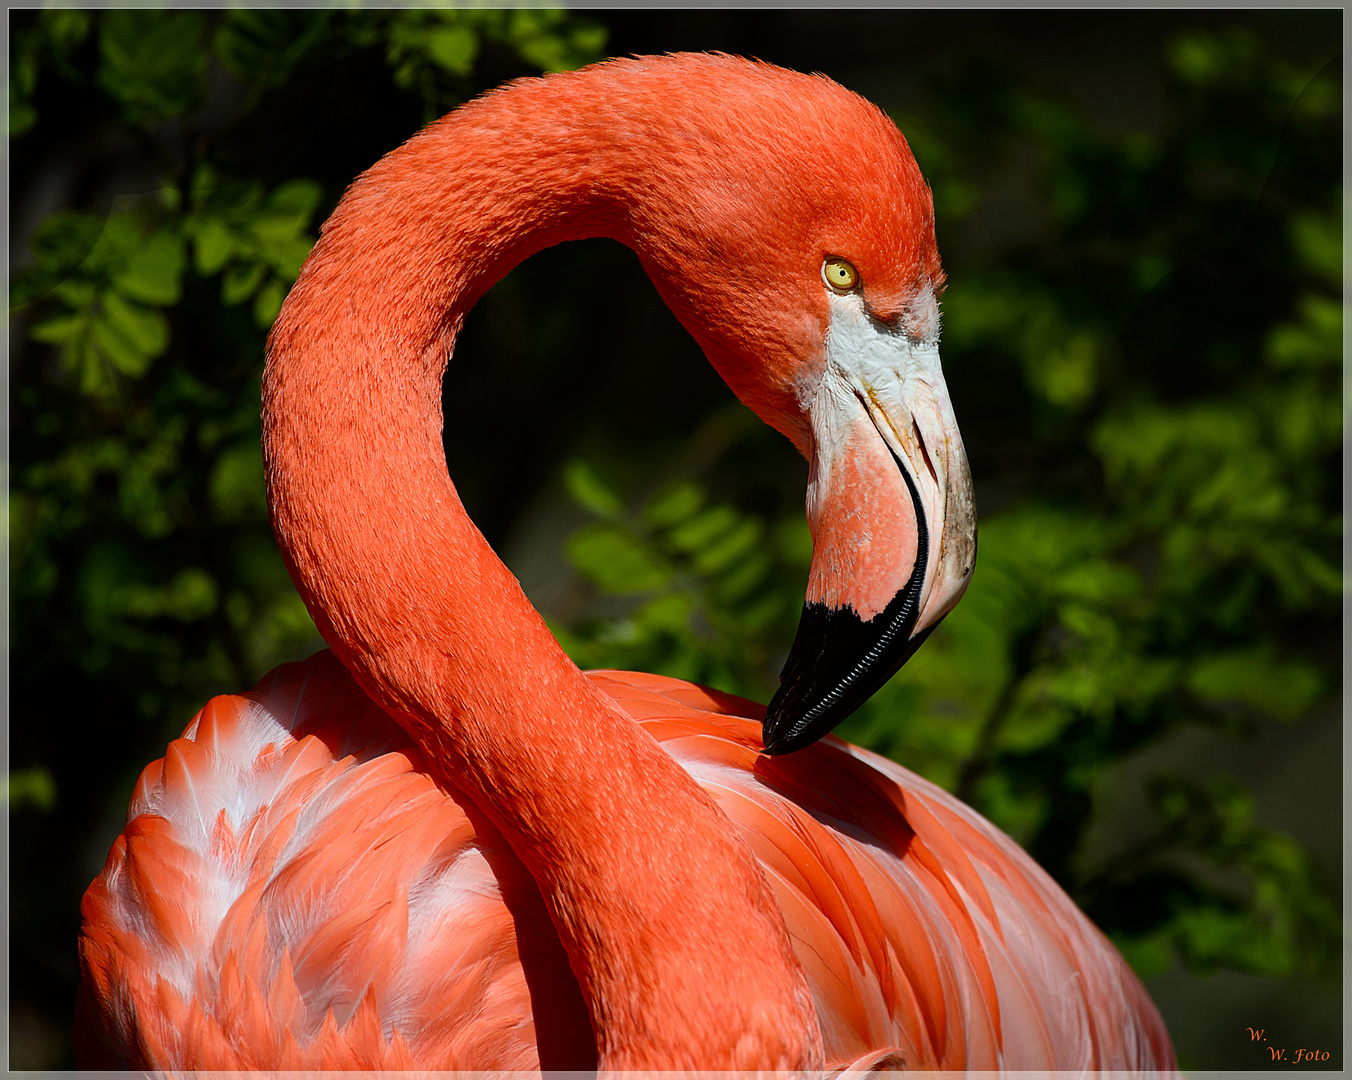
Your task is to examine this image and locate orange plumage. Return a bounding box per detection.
[80,653,1172,1070]
[78,53,1176,1072]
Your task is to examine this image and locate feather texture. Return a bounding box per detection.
[80,652,1173,1071]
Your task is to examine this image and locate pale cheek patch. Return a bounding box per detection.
[800,285,974,627]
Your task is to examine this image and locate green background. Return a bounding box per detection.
[9,9,1342,1070]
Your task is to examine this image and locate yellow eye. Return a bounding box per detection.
[822,258,859,292]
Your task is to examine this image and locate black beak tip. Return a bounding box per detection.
[763,441,936,755]
[759,713,809,756]
[758,607,939,756]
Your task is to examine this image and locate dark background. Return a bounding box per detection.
[9,9,1342,1070]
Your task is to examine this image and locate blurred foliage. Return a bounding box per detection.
[12,5,607,720]
[552,27,1341,983]
[8,766,58,813]
[7,10,1340,1069]
[551,429,814,694]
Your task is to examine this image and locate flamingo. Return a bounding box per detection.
[77,54,1176,1073]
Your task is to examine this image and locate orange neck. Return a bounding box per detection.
[263,63,822,1071]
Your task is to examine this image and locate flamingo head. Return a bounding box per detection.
[619,57,977,753]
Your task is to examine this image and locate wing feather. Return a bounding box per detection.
[623,670,1174,1072]
[79,653,592,1070]
[79,655,1173,1072]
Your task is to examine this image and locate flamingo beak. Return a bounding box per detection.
[762,292,976,754]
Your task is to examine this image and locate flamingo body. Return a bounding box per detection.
[78,53,1177,1071]
[80,651,1172,1071]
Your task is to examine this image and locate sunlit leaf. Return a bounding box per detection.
[667,506,738,553]
[645,481,704,528]
[100,293,168,360]
[1266,294,1341,369]
[636,593,693,633]
[566,523,670,594]
[120,568,218,621]
[265,236,315,280]
[112,229,184,305]
[1289,206,1341,285]
[192,218,235,275]
[88,317,150,378]
[29,313,85,346]
[252,278,286,327]
[423,25,478,76]
[8,766,56,812]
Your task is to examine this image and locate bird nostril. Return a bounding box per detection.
[913,419,938,487]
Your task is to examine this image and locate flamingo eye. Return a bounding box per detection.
[822,258,859,293]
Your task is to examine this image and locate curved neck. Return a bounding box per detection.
[263,68,821,1071]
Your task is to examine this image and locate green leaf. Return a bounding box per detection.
[88,317,149,377]
[645,481,704,528]
[564,460,624,518]
[1265,294,1341,370]
[774,517,813,567]
[1110,932,1173,979]
[73,340,113,396]
[667,505,738,553]
[1186,645,1324,721]
[120,568,219,621]
[1034,332,1098,408]
[47,277,97,310]
[42,10,94,60]
[8,766,56,812]
[222,261,266,305]
[10,100,37,139]
[424,25,478,76]
[566,523,670,594]
[692,518,763,575]
[1167,27,1264,89]
[717,550,772,602]
[29,313,85,346]
[250,179,324,250]
[636,593,693,634]
[252,278,286,327]
[266,177,324,217]
[194,173,264,217]
[264,236,315,280]
[98,11,208,122]
[100,293,168,360]
[1171,906,1277,975]
[503,10,608,74]
[1289,208,1341,285]
[112,229,184,305]
[192,218,235,275]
